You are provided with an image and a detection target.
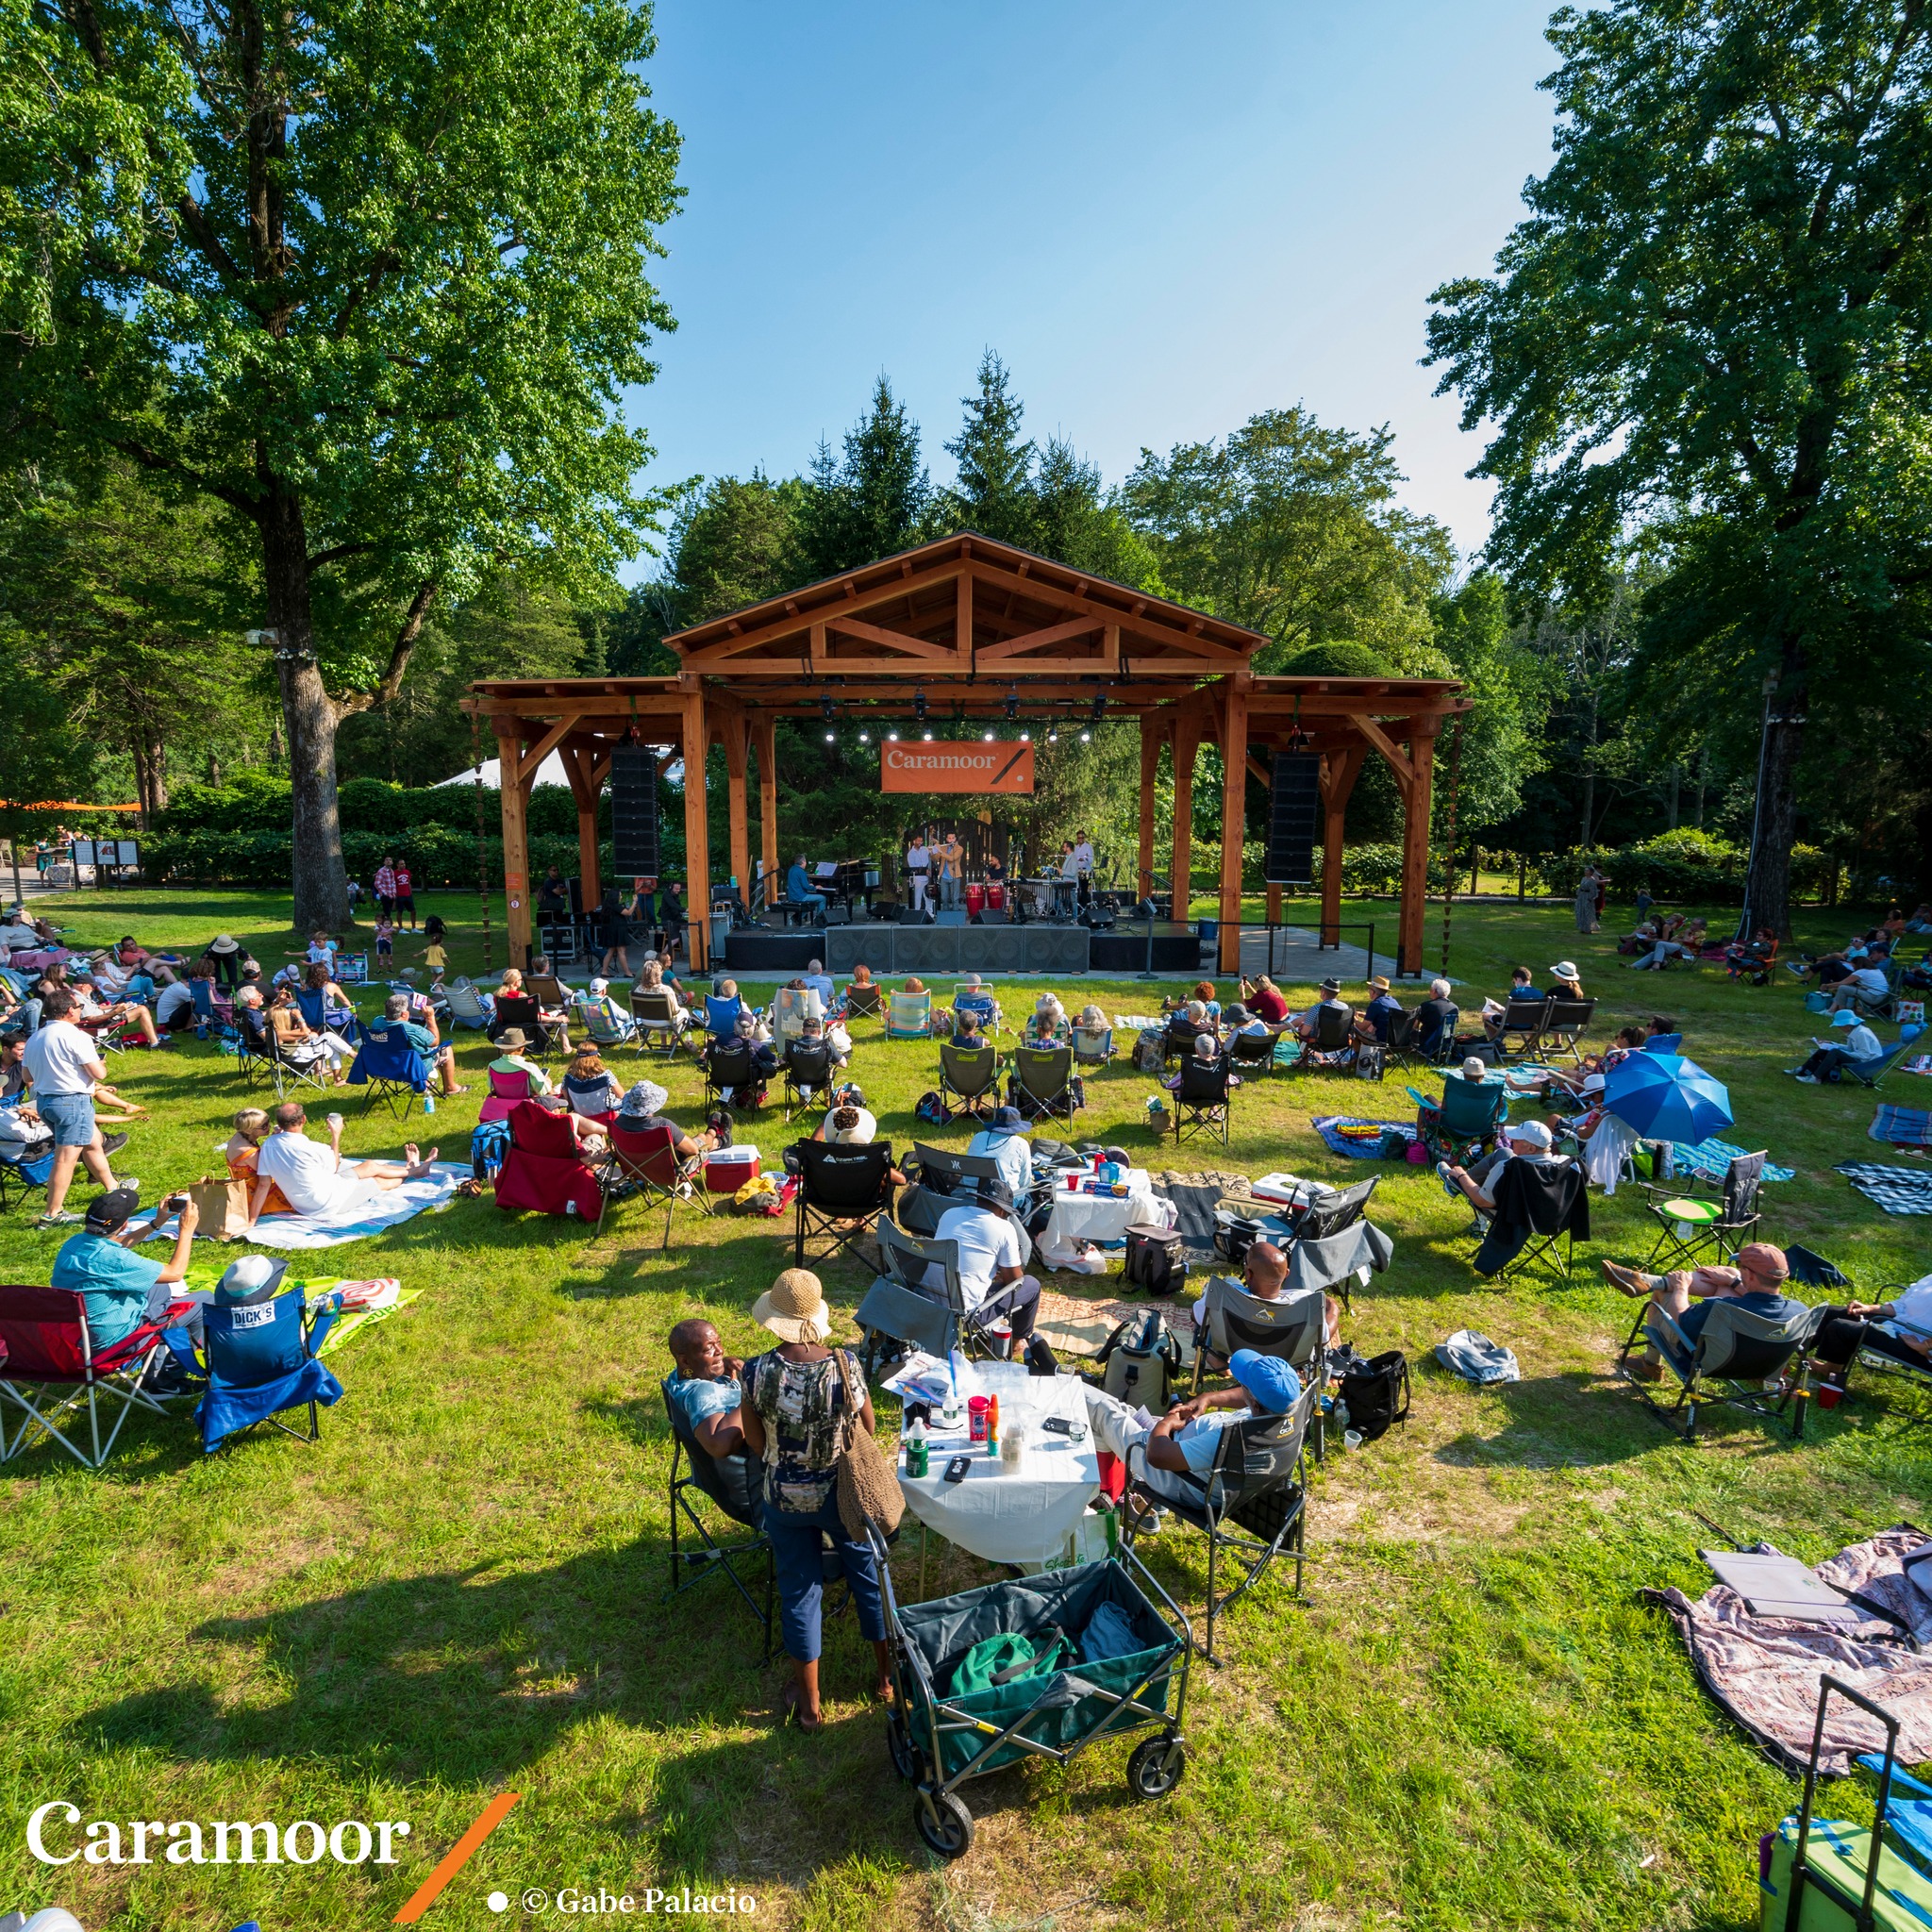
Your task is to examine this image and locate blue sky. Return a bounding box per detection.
[624,0,1561,582]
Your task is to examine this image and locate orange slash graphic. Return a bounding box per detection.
[392,1791,521,1923]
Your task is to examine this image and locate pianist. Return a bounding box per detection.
[786,856,828,920]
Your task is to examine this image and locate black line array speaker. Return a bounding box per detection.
[1265,751,1321,885]
[609,743,659,879]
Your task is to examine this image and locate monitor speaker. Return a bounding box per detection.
[1265,751,1321,886]
[978,908,1010,925]
[609,743,659,878]
[934,908,967,927]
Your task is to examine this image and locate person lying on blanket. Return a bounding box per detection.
[665,1317,747,1459]
[242,1101,440,1230]
[1600,1243,1807,1382]
[1807,1272,1932,1401]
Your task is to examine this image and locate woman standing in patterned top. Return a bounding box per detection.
[740,1268,890,1730]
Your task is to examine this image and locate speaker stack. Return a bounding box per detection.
[1265,751,1321,885]
[608,743,660,878]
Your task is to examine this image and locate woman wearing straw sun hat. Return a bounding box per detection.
[739,1269,891,1729]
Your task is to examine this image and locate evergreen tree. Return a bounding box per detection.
[941,352,1037,546]
[795,378,931,578]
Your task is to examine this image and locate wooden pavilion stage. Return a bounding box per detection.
[719,917,1202,977]
[462,532,1471,978]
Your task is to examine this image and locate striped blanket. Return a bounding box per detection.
[1669,1137,1794,1184]
[1871,1105,1932,1149]
[1835,1163,1932,1216]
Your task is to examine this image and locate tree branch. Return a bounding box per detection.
[108,438,260,515]
[307,541,375,571]
[334,578,438,717]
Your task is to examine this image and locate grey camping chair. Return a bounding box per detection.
[1643,1150,1766,1271]
[1190,1278,1326,1395]
[1616,1295,1824,1441]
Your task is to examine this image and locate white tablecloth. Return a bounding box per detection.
[896,1362,1100,1565]
[1041,1167,1161,1251]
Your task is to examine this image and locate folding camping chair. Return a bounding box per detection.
[629,987,688,1058]
[1850,1033,1923,1091]
[854,1222,969,1379]
[492,1098,604,1224]
[1190,1278,1326,1395]
[1172,1055,1232,1146]
[1160,1013,1206,1067]
[1293,1005,1357,1073]
[1065,1021,1110,1070]
[704,1039,766,1117]
[443,979,493,1031]
[1008,1043,1077,1127]
[910,1141,1049,1224]
[0,1098,55,1212]
[704,993,745,1041]
[794,1138,898,1267]
[1226,1027,1278,1079]
[260,1021,338,1100]
[1540,996,1597,1063]
[1492,995,1553,1060]
[887,991,933,1040]
[1615,1294,1823,1440]
[0,1283,196,1468]
[781,1038,835,1123]
[1641,1032,1684,1055]
[1279,1175,1383,1312]
[662,1378,773,1657]
[938,1039,1000,1120]
[296,985,361,1044]
[193,1287,343,1453]
[1410,1074,1508,1164]
[1122,1378,1319,1665]
[344,1026,431,1120]
[1643,1149,1766,1270]
[575,993,635,1054]
[770,985,824,1052]
[596,1120,710,1246]
[842,982,883,1025]
[494,991,564,1058]
[1479,1158,1588,1284]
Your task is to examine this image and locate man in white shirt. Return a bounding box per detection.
[965,1107,1035,1201]
[154,969,197,1032]
[24,987,130,1227]
[1830,963,1891,1013]
[928,1182,1041,1357]
[1072,833,1095,876]
[904,835,932,913]
[247,1102,439,1227]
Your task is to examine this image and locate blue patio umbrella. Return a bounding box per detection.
[1603,1052,1734,1143]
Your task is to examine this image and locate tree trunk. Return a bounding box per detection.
[259,493,349,930]
[1744,713,1804,941]
[1693,747,1707,829]
[1666,762,1679,829]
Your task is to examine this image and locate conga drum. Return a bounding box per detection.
[985,882,1006,911]
[965,883,986,918]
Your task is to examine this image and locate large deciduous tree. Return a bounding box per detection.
[1,0,682,927]
[1426,0,1932,936]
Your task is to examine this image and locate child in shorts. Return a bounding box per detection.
[375,916,395,964]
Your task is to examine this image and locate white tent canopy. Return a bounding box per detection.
[434,753,683,791]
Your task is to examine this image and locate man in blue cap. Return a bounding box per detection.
[1083,1349,1302,1526]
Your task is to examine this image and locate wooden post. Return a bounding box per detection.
[563,744,602,912]
[1265,883,1282,924]
[1171,711,1200,923]
[1217,682,1248,975]
[1137,715,1162,899]
[753,713,779,910]
[681,688,710,972]
[1395,720,1440,976]
[1318,748,1367,948]
[495,728,533,972]
[723,710,752,907]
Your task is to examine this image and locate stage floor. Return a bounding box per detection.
[719,919,1205,976]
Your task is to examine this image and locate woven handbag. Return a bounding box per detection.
[834,1348,905,1541]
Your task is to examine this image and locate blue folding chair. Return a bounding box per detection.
[296,985,361,1042]
[344,1026,430,1118]
[0,1095,55,1212]
[1641,1033,1683,1055]
[706,993,744,1041]
[193,1289,344,1453]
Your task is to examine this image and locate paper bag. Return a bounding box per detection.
[189,1174,253,1241]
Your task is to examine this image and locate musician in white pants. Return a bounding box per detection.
[905,834,932,913]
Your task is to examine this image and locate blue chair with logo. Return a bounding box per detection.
[195,1287,345,1453]
[344,1026,430,1119]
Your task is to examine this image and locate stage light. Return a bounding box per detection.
[982,730,995,742]
[1020,730,1031,742]
[1005,687,1018,721]
[1091,693,1106,724]
[858,729,870,742]
[914,689,927,722]
[824,730,835,742]
[1079,729,1091,743]
[821,693,835,724]
[922,729,934,741]
[887,727,899,741]
[1047,726,1058,743]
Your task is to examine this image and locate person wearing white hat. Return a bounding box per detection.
[1546,961,1586,998]
[738,1270,890,1728]
[203,931,244,989]
[1440,1117,1559,1235]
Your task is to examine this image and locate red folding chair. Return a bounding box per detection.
[0,1284,196,1469]
[492,1099,604,1224]
[596,1120,713,1246]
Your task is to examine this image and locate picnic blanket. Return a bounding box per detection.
[1871,1104,1932,1149]
[1313,1115,1416,1160]
[1035,1289,1195,1367]
[1644,1525,1932,1774]
[1670,1136,1795,1185]
[1835,1163,1932,1216]
[143,1162,471,1248]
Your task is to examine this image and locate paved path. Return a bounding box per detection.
[1236,923,1411,986]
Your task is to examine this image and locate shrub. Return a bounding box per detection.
[1276,640,1395,679]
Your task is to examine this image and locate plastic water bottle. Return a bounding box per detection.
[905,1417,928,1477]
[423,1092,436,1114]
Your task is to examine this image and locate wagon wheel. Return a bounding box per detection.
[886,1709,925,1785]
[1126,1734,1186,1800]
[913,1786,974,1858]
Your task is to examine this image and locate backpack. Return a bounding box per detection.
[1123,1224,1186,1299]
[947,1626,1074,1698]
[1340,1349,1411,1441]
[470,1118,512,1180]
[915,1089,950,1125]
[1135,1027,1166,1074]
[1096,1309,1183,1410]
[1355,1041,1386,1083]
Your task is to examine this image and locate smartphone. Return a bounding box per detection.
[942,1456,973,1485]
[1039,1416,1074,1437]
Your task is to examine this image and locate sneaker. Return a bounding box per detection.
[1600,1258,1651,1298]
[101,1131,130,1158]
[32,1210,84,1230]
[1436,1159,1460,1199]
[1794,1073,1821,1085]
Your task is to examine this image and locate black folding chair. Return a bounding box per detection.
[843,983,883,1025]
[1008,1043,1077,1126]
[1541,996,1597,1064]
[1493,996,1553,1061]
[704,1039,765,1117]
[661,1379,774,1658]
[793,1139,897,1267]
[494,991,565,1058]
[1478,1160,1588,1284]
[1227,1028,1276,1078]
[1172,1056,1232,1146]
[1280,1175,1381,1312]
[1644,1150,1767,1270]
[1294,1006,1357,1073]
[1122,1380,1319,1666]
[781,1039,835,1124]
[1615,1297,1823,1440]
[938,1040,1000,1120]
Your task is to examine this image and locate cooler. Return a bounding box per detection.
[704,1144,761,1192]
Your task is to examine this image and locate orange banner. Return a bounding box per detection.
[880,742,1034,794]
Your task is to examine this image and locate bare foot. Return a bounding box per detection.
[405,1147,440,1176]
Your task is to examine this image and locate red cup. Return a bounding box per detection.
[1817,1383,1843,1410]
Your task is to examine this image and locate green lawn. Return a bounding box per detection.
[2,887,1927,1931]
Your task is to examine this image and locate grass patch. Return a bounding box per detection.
[0,886,1926,1928]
